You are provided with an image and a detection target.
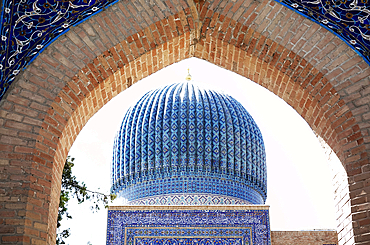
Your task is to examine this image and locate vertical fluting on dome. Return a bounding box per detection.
[111,82,267,204]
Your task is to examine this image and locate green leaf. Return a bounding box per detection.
[57,156,116,244]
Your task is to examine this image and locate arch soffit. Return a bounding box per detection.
[45,1,369,222]
[25,0,367,178]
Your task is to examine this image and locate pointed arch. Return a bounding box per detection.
[0,0,369,244]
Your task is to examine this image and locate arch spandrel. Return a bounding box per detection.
[0,0,369,244]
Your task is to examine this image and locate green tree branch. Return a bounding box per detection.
[56,156,116,244]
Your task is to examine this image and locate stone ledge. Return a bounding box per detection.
[271,230,338,245]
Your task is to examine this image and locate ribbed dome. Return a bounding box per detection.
[111,82,267,205]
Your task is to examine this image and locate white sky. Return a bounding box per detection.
[63,57,340,244]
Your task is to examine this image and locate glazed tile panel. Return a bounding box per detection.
[106,209,271,245]
[111,82,267,204]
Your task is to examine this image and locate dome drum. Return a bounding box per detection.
[118,176,265,205]
[113,172,266,203]
[111,82,267,205]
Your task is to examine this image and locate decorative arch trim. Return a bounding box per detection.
[1,0,370,100]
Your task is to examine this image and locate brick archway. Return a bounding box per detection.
[1,0,369,244]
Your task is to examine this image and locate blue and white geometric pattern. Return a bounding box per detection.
[119,175,265,205]
[111,82,267,204]
[128,194,252,206]
[106,207,271,245]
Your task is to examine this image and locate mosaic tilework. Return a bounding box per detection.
[118,175,265,205]
[128,194,251,206]
[0,0,120,100]
[277,0,370,62]
[106,207,271,245]
[135,237,243,245]
[111,82,267,204]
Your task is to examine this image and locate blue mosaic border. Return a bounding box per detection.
[135,237,244,245]
[1,0,369,101]
[276,0,370,63]
[106,208,271,245]
[129,228,249,245]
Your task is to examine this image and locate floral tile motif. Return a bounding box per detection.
[106,208,271,245]
[0,0,118,99]
[278,0,370,61]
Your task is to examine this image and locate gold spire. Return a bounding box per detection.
[185,68,192,81]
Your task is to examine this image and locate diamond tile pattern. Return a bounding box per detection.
[111,82,267,204]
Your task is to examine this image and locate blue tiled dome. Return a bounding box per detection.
[111,81,267,204]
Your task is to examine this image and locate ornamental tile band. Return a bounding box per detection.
[128,194,252,206]
[135,237,244,245]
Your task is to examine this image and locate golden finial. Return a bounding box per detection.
[185,68,192,81]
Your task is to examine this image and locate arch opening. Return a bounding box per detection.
[1,1,369,242]
[60,58,340,243]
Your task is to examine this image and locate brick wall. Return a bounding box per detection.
[271,231,338,245]
[332,155,354,245]
[0,0,369,244]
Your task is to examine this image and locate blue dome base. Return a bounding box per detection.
[116,174,264,205]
